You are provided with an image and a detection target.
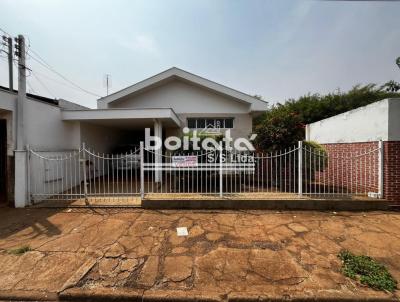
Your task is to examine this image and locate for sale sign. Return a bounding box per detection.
[172,155,198,167]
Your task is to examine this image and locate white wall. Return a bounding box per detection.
[0,90,81,152]
[25,99,81,150]
[109,80,251,114]
[0,90,17,156]
[306,98,400,143]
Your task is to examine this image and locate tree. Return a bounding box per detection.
[382,80,400,92]
[254,84,400,151]
[254,105,304,151]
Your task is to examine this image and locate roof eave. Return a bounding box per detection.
[97,67,268,110]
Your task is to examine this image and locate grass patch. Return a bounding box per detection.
[338,250,397,292]
[8,245,31,255]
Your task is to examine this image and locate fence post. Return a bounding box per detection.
[378,140,384,199]
[298,141,303,197]
[219,147,223,198]
[140,141,144,200]
[82,142,88,202]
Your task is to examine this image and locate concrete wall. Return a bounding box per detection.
[306,99,390,143]
[0,90,81,152]
[25,99,81,151]
[306,98,400,143]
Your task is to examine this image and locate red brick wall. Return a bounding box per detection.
[318,142,379,195]
[383,141,400,202]
[320,141,400,202]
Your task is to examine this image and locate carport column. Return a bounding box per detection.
[154,119,163,183]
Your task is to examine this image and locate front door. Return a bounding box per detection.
[0,120,7,204]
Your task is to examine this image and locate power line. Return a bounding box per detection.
[26,79,36,94]
[30,65,104,99]
[31,71,56,98]
[1,28,102,99]
[0,27,11,37]
[31,69,81,91]
[27,50,102,97]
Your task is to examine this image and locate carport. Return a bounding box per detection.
[62,107,181,166]
[27,108,182,206]
[61,108,181,141]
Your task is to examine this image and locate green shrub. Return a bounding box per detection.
[338,250,397,292]
[303,141,327,172]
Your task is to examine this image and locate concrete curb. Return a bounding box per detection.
[142,198,390,211]
[0,288,397,302]
[0,290,58,301]
[57,288,399,302]
[59,288,223,301]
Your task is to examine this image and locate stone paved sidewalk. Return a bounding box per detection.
[0,207,399,301]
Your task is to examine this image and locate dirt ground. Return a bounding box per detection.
[0,207,399,301]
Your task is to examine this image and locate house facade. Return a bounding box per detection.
[0,67,268,207]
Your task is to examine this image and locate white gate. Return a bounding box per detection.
[29,144,140,204]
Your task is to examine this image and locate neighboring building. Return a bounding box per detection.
[0,86,88,206]
[306,98,400,202]
[0,67,268,207]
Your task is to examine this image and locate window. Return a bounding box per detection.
[187,118,234,129]
[206,119,215,128]
[224,118,233,128]
[187,119,196,128]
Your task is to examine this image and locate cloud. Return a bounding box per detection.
[118,34,159,56]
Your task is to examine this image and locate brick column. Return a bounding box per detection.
[383,141,400,203]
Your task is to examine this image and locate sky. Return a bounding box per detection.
[0,0,399,108]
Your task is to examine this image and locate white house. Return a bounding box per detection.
[0,67,268,207]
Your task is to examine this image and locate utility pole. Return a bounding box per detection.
[14,34,29,208]
[15,34,26,149]
[1,36,13,91]
[7,37,13,91]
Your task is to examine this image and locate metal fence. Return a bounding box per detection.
[299,141,382,197]
[29,144,141,203]
[142,146,299,197]
[28,141,383,203]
